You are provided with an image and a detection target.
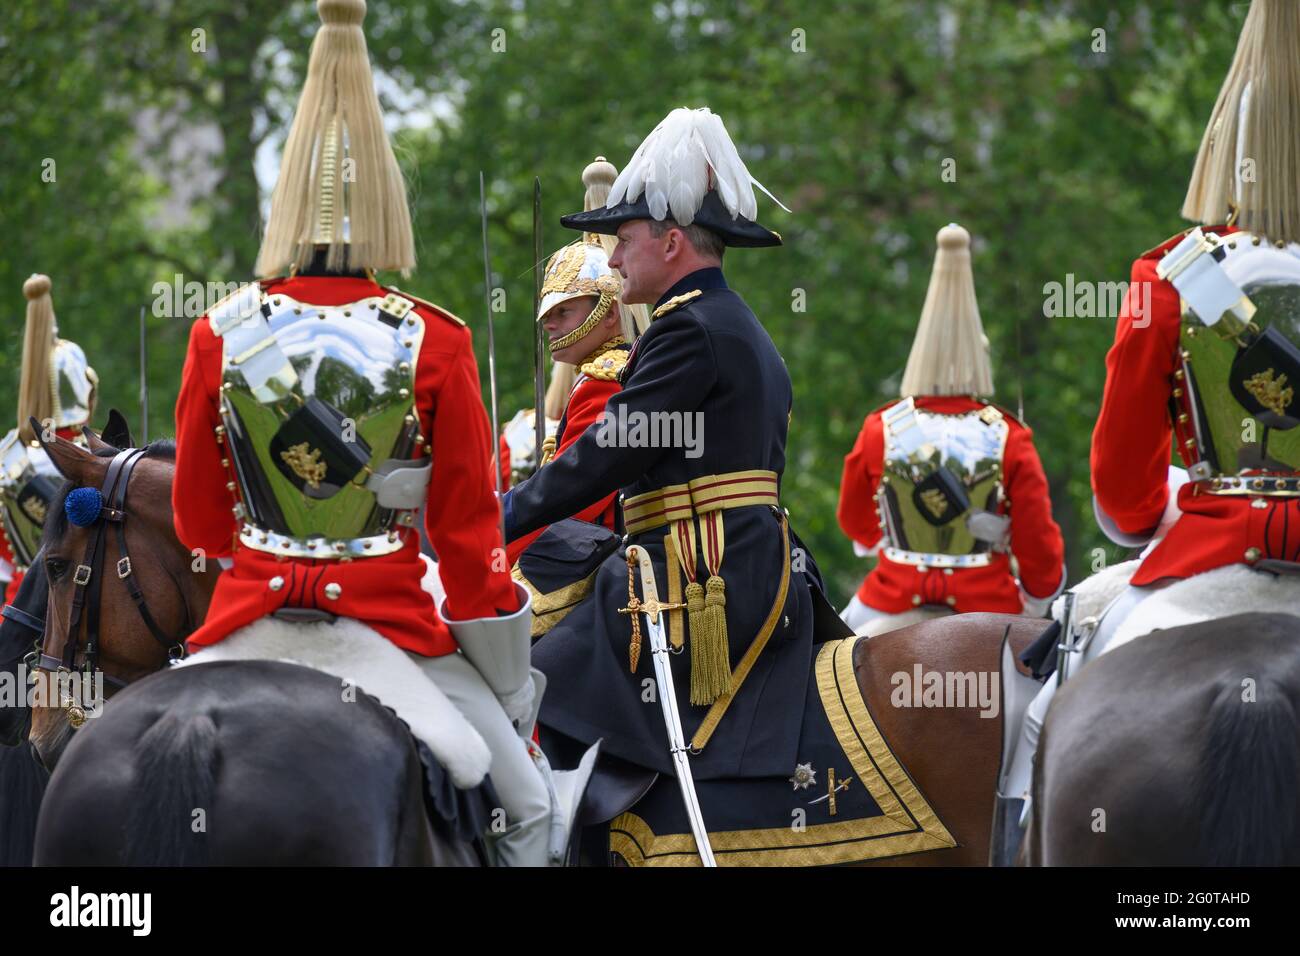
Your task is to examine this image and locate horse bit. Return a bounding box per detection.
[3,447,190,726]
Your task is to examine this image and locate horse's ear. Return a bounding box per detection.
[98,409,134,450]
[82,425,114,455]
[31,417,102,485]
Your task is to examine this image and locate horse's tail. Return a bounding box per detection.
[1197,677,1300,866]
[123,711,218,866]
[0,743,47,866]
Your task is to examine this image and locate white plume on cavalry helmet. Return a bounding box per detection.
[17,273,97,441]
[1182,0,1300,244]
[899,223,994,398]
[255,0,415,277]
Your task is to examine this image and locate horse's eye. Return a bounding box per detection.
[45,557,70,582]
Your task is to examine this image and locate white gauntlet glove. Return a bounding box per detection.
[439,582,536,727]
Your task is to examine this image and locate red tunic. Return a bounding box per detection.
[173,274,519,657]
[505,373,621,567]
[1091,226,1300,585]
[837,396,1065,613]
[497,433,511,492]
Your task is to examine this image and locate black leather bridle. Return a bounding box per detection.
[17,448,190,724]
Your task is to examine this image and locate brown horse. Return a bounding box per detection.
[26,429,484,865]
[1028,611,1300,865]
[852,612,1042,866]
[579,610,1044,867]
[27,428,219,769]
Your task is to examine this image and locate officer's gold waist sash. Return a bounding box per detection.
[623,469,779,536]
[620,470,781,709]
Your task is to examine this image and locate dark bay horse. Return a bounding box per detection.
[27,429,481,865]
[850,612,1042,866]
[576,611,1042,867]
[1029,611,1300,865]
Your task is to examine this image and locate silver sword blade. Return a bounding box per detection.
[642,608,717,867]
[532,177,546,460]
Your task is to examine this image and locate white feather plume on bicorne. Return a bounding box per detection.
[608,107,789,225]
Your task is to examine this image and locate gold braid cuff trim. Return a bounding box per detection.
[608,636,957,866]
[511,563,599,638]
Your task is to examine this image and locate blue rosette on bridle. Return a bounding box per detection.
[64,487,104,527]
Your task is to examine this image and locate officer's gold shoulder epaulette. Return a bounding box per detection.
[652,289,703,320]
[1139,227,1195,260]
[386,287,467,327]
[580,347,629,382]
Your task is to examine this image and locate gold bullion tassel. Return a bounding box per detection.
[538,434,557,467]
[618,551,644,672]
[685,580,710,703]
[690,575,731,706]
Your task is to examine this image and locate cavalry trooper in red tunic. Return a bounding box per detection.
[837,224,1065,637]
[0,273,99,605]
[506,157,649,569]
[172,0,561,866]
[997,0,1300,861]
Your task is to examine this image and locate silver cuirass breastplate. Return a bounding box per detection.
[877,398,1010,568]
[1164,229,1300,494]
[210,284,432,559]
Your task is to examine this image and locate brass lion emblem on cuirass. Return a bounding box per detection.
[918,488,949,520]
[21,497,46,524]
[1244,368,1295,418]
[280,442,327,489]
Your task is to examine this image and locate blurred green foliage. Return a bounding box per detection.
[0,0,1249,601]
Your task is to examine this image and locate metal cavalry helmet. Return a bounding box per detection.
[1,273,98,570]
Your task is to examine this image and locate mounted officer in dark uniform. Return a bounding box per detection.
[504,108,845,810]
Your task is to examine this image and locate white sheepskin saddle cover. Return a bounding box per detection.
[1106,563,1300,654]
[859,606,952,638]
[176,603,491,790]
[1050,558,1141,627]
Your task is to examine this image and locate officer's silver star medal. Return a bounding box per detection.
[789,762,816,790]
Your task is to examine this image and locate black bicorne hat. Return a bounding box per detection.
[560,190,782,248]
[560,107,786,249]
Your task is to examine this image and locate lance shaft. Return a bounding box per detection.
[532,177,546,459]
[480,171,506,546]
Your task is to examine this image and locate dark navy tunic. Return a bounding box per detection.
[505,268,827,780]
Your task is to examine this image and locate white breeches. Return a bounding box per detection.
[840,595,954,637]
